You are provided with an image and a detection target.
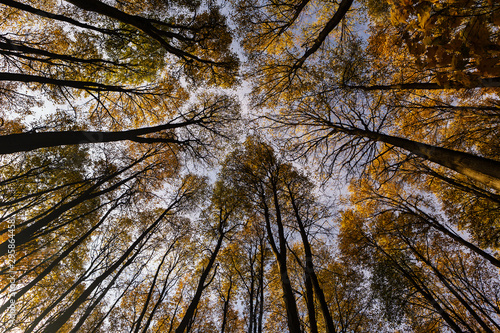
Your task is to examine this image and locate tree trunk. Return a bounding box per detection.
[294,0,353,69]
[0,202,118,316]
[402,235,496,333]
[0,72,133,92]
[0,39,124,66]
[0,120,202,154]
[220,278,233,333]
[262,194,302,333]
[175,225,226,333]
[40,205,177,333]
[411,210,500,268]
[345,77,500,90]
[257,239,265,333]
[329,124,500,191]
[0,0,117,34]
[288,189,336,333]
[271,184,303,333]
[0,160,147,256]
[374,244,465,333]
[64,0,206,63]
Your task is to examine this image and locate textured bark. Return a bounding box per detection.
[329,124,500,191]
[0,120,199,154]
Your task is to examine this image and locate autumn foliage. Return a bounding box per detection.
[0,0,499,332]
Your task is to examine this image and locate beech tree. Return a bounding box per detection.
[2,0,500,332]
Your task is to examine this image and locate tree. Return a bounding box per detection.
[220,138,303,333]
[339,206,500,332]
[234,0,500,192]
[0,93,240,157]
[175,180,241,333]
[218,137,359,332]
[232,0,357,104]
[0,1,241,331]
[2,1,500,332]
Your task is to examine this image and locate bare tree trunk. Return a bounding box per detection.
[175,225,226,333]
[220,277,233,333]
[329,124,500,191]
[288,189,336,333]
[0,72,135,92]
[401,234,496,332]
[0,120,200,155]
[272,185,303,333]
[374,244,466,333]
[344,77,500,90]
[262,194,302,333]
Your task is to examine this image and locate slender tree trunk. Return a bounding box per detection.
[64,0,208,63]
[344,77,500,90]
[175,225,226,333]
[411,210,500,268]
[0,202,118,315]
[0,0,118,34]
[257,239,265,333]
[271,184,303,333]
[374,244,465,333]
[402,235,495,333]
[420,165,500,203]
[288,189,336,333]
[304,271,318,333]
[0,160,147,256]
[220,278,233,333]
[70,247,156,333]
[0,40,125,66]
[261,195,302,333]
[132,242,177,333]
[40,204,176,333]
[25,252,106,333]
[248,253,255,333]
[90,268,142,333]
[141,254,183,333]
[0,72,134,92]
[294,0,353,69]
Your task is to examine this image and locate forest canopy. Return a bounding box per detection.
[0,0,499,332]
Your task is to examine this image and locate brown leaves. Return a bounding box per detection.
[389,0,500,86]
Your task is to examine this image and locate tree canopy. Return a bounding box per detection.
[0,0,499,332]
